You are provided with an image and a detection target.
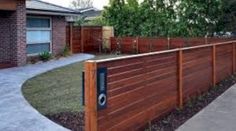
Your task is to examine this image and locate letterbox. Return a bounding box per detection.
[82,71,85,106]
[97,67,107,110]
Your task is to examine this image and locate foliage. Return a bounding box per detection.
[75,15,107,26]
[217,0,236,33]
[176,0,222,37]
[103,0,223,37]
[85,16,108,26]
[62,45,71,57]
[71,0,93,9]
[39,51,51,61]
[75,16,87,26]
[103,0,141,36]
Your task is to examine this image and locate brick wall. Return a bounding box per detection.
[14,0,27,66]
[0,0,26,66]
[0,11,13,63]
[52,16,66,56]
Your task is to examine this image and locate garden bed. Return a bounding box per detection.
[46,74,236,131]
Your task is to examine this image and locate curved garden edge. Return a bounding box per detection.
[0,54,94,131]
[21,54,123,131]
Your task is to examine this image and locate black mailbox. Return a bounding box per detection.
[82,71,85,106]
[97,67,107,110]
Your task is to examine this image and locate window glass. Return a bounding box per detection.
[27,17,50,28]
[27,31,51,44]
[26,17,51,55]
[26,43,50,54]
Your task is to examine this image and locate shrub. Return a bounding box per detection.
[62,45,71,57]
[39,51,51,62]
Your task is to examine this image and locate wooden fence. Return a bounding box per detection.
[110,37,235,54]
[84,40,236,131]
[66,26,103,53]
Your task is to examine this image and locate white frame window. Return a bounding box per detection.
[26,16,52,56]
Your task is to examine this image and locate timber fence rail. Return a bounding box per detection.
[110,37,236,54]
[85,40,236,131]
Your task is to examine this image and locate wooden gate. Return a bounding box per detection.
[66,25,103,53]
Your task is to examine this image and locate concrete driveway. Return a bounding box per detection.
[0,54,94,131]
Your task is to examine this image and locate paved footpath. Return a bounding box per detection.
[0,54,94,131]
[177,84,236,131]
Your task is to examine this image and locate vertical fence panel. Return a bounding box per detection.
[215,44,233,83]
[182,47,213,101]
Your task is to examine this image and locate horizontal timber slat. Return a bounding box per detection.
[85,40,236,131]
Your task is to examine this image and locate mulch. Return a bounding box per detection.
[46,75,236,131]
[46,112,84,131]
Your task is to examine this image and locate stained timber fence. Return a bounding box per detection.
[84,40,236,131]
[110,37,235,54]
[66,26,103,53]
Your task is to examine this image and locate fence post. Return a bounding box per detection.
[81,27,84,53]
[212,45,216,86]
[69,23,73,53]
[149,42,153,52]
[85,61,98,131]
[205,35,208,44]
[178,49,183,108]
[168,37,170,49]
[233,43,235,73]
[136,37,139,53]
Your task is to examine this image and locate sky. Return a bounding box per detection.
[41,0,109,10]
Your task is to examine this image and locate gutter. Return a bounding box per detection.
[26,9,81,17]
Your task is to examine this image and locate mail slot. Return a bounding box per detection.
[97,67,107,110]
[82,71,85,106]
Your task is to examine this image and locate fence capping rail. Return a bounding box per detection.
[90,40,236,63]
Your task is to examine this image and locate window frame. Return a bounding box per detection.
[26,16,52,56]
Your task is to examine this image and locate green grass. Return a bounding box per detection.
[22,54,122,115]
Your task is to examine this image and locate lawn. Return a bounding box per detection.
[22,54,122,115]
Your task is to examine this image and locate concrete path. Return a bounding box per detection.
[177,84,236,131]
[0,54,94,131]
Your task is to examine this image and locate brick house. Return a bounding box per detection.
[0,0,80,68]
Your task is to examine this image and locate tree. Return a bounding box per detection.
[176,0,222,37]
[103,0,132,36]
[71,0,93,9]
[103,0,223,37]
[86,16,108,26]
[217,0,236,33]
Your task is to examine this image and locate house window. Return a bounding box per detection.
[26,17,51,55]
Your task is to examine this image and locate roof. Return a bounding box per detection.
[26,0,80,16]
[77,7,100,13]
[77,7,102,20]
